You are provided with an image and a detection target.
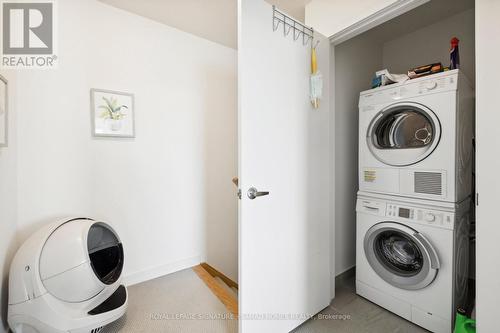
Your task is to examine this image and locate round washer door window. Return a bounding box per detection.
[364,222,440,290]
[367,103,441,166]
[375,230,423,276]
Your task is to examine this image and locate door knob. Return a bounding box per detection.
[247,187,269,200]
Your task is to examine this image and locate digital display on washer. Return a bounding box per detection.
[399,208,411,218]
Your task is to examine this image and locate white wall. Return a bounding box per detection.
[0,71,18,332]
[333,32,383,276]
[15,1,94,241]
[10,0,237,292]
[475,0,500,331]
[383,8,475,86]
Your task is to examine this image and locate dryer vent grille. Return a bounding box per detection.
[414,172,442,195]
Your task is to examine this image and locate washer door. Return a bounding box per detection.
[364,222,440,290]
[367,102,441,166]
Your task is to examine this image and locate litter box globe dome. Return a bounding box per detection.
[8,217,127,333]
[39,219,124,302]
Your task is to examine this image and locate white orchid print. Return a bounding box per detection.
[99,96,128,120]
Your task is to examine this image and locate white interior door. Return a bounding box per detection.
[475,1,500,331]
[238,1,331,332]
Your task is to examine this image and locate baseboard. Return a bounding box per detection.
[123,255,201,286]
[330,266,356,300]
[336,265,356,278]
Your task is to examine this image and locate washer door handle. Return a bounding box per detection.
[414,232,440,270]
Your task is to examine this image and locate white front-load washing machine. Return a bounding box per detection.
[358,70,474,203]
[356,192,470,333]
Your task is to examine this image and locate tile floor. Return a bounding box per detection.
[293,270,428,333]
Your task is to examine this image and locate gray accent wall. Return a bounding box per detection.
[383,8,475,87]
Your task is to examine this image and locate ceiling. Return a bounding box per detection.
[265,0,312,22]
[361,0,475,44]
[98,0,472,49]
[99,0,238,49]
[98,0,312,50]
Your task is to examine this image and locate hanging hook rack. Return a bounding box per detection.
[272,5,314,46]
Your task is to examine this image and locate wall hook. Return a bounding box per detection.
[283,20,291,36]
[293,28,301,41]
[273,17,280,31]
[303,33,312,46]
[272,5,314,47]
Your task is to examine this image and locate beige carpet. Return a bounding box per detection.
[102,268,237,333]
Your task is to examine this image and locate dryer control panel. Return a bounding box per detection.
[359,70,460,107]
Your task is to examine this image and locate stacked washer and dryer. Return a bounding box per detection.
[356,69,474,333]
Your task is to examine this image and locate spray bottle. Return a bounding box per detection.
[450,37,460,70]
[454,308,476,333]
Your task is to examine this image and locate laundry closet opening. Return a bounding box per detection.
[331,0,475,313]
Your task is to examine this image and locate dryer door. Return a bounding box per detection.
[364,222,440,290]
[367,102,441,166]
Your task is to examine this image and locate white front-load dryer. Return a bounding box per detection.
[358,70,474,203]
[356,192,470,333]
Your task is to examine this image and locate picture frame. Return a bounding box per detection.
[0,75,8,147]
[91,89,135,138]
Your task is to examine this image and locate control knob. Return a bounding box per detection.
[425,81,438,90]
[424,213,436,222]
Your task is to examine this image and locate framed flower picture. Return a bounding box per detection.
[0,75,7,147]
[91,89,135,138]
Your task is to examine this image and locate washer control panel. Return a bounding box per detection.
[386,203,454,229]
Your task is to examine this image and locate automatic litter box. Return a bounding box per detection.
[8,218,127,333]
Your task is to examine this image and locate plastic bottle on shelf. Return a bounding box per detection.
[450,37,460,70]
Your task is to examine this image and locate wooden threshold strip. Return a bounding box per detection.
[193,265,238,316]
[200,262,238,289]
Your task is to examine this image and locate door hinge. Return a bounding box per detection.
[476,193,479,206]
